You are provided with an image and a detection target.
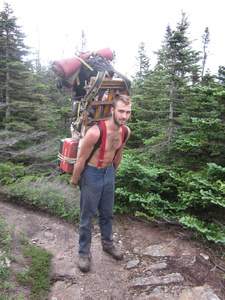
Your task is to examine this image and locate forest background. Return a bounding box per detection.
[0,3,225,246]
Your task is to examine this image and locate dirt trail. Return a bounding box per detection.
[0,199,225,300]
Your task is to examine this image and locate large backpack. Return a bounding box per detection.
[52,49,131,101]
[54,48,130,173]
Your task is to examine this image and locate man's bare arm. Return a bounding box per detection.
[71,126,100,185]
[113,127,131,170]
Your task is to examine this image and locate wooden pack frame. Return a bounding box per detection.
[80,77,130,135]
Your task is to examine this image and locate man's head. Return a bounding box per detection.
[111,95,132,126]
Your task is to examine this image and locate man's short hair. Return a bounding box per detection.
[112,95,131,108]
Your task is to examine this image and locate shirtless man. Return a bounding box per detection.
[71,95,131,272]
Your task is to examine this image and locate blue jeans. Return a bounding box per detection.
[78,164,115,258]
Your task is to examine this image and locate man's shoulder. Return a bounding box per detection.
[123,125,131,136]
[123,125,130,131]
[83,124,101,146]
[86,124,101,136]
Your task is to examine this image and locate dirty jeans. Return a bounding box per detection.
[78,164,115,258]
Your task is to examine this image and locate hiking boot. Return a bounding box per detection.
[103,245,124,260]
[78,257,90,273]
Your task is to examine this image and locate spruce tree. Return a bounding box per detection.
[134,42,150,79]
[132,13,202,150]
[0,4,65,170]
[0,3,31,130]
[201,27,210,80]
[130,42,153,148]
[155,13,201,144]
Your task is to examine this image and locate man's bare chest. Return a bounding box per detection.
[106,132,122,152]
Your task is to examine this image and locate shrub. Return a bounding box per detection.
[2,176,80,223]
[175,163,225,243]
[115,153,178,214]
[0,163,28,185]
[116,155,225,243]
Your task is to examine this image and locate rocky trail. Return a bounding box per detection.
[0,199,225,300]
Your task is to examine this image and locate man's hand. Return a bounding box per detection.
[71,178,79,186]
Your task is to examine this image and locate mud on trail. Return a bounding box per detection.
[0,198,225,300]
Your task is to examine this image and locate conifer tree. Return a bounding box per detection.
[135,42,150,79]
[129,42,153,148]
[201,27,210,80]
[156,13,202,144]
[0,3,30,130]
[0,4,65,168]
[148,13,201,145]
[75,30,87,55]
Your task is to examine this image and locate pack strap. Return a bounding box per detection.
[77,57,94,71]
[85,123,103,165]
[98,121,107,167]
[84,70,106,102]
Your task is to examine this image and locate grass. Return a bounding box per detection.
[16,245,53,300]
[2,176,80,223]
[0,217,13,297]
[0,216,53,300]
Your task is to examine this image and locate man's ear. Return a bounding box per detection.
[111,106,114,114]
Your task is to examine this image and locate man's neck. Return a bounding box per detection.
[105,118,121,132]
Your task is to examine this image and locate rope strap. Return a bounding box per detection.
[76,57,94,71]
[58,153,76,164]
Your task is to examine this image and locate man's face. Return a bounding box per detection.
[112,100,131,126]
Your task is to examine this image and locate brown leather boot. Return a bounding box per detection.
[103,245,124,260]
[78,257,91,272]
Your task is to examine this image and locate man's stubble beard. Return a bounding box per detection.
[113,113,125,127]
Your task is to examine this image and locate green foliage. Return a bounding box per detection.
[0,163,28,185]
[116,155,225,243]
[115,153,178,214]
[170,163,225,242]
[0,4,65,171]
[2,176,80,223]
[0,218,24,299]
[176,163,225,209]
[16,245,53,300]
[178,215,225,243]
[0,216,53,300]
[173,117,224,158]
[0,217,13,283]
[206,163,225,181]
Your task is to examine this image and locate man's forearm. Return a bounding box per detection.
[71,159,85,185]
[113,153,123,170]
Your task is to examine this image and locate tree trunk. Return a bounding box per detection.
[5,30,10,130]
[168,78,174,145]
